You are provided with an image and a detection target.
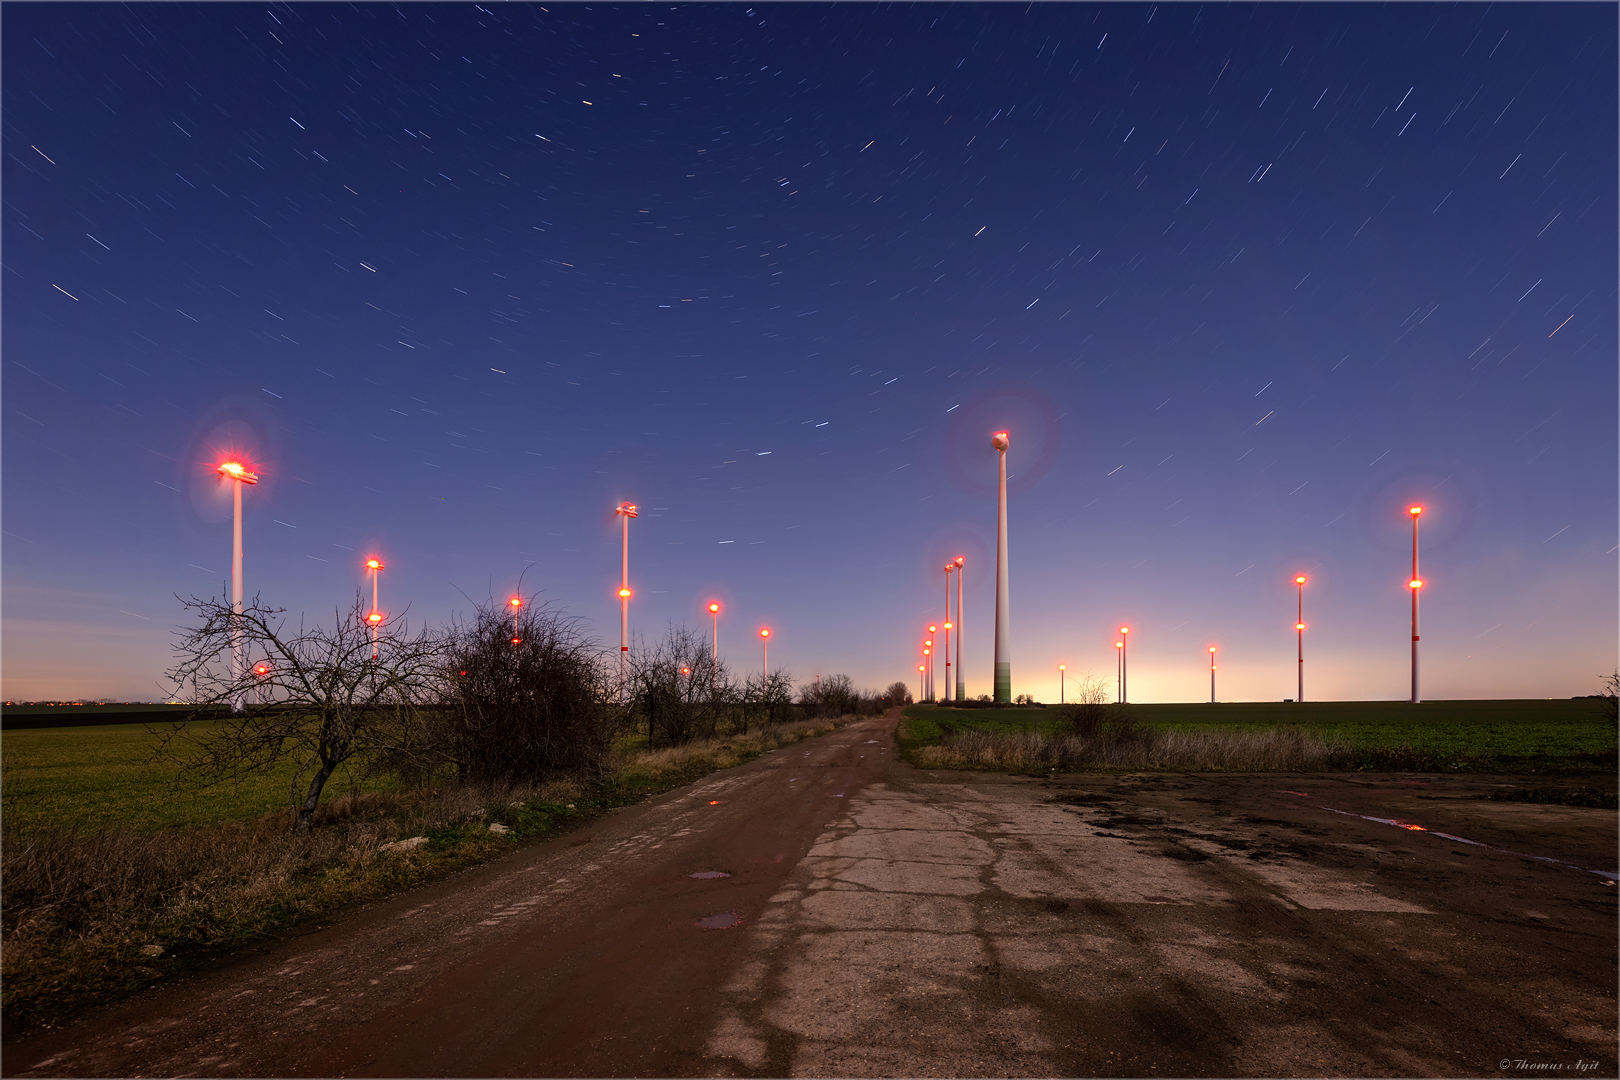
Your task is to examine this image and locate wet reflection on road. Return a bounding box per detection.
[1281,792,1620,881]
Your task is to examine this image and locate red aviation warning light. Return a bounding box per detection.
[216,461,259,484]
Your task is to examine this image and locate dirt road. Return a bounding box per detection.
[6,712,1614,1077]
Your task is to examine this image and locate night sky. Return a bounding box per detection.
[4,3,1615,704]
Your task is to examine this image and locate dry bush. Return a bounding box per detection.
[915,722,1346,772]
[1050,674,1122,736]
[799,674,875,718]
[441,599,619,782]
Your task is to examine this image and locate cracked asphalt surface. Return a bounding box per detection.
[5,711,1614,1077]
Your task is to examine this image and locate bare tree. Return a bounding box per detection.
[440,598,619,782]
[628,625,732,747]
[162,594,449,833]
[880,681,913,709]
[740,669,796,731]
[800,673,868,718]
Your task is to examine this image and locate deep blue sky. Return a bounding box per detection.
[4,3,1615,703]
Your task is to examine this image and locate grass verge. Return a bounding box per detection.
[902,699,1618,775]
[909,720,1347,773]
[1,712,869,1037]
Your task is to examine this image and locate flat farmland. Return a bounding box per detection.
[905,698,1617,766]
[0,720,385,834]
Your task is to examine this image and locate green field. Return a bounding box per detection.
[904,698,1617,766]
[5,700,1614,837]
[2,704,192,714]
[1,721,389,834]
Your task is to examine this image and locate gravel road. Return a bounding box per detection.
[5,711,1614,1077]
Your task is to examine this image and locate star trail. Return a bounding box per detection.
[3,3,1614,702]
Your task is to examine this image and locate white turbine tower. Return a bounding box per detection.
[954,555,965,700]
[992,431,1011,703]
[616,502,638,701]
[216,459,258,713]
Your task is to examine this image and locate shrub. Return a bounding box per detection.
[801,673,875,718]
[880,681,913,709]
[1050,675,1122,737]
[440,599,619,782]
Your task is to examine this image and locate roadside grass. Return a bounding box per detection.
[907,717,1346,773]
[902,699,1617,774]
[594,712,873,805]
[0,712,868,1036]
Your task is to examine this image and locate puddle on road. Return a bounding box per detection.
[1281,792,1620,881]
[690,870,731,880]
[697,912,742,929]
